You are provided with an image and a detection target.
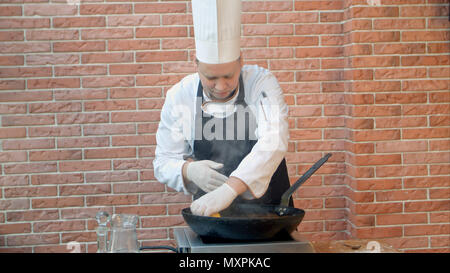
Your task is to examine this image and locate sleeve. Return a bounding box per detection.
[229,71,289,199]
[152,85,195,195]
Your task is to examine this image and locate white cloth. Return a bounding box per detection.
[153,65,289,199]
[192,0,241,64]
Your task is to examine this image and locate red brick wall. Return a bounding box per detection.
[340,0,450,252]
[0,0,449,253]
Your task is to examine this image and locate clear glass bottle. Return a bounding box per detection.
[95,211,110,253]
[109,214,139,253]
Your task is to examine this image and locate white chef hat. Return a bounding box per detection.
[192,0,242,64]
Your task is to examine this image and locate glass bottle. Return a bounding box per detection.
[95,211,110,253]
[109,214,139,253]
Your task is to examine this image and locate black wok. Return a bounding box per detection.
[182,153,332,241]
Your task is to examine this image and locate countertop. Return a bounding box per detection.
[310,239,400,253]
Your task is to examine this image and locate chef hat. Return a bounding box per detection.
[192,0,242,64]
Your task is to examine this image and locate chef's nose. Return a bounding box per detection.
[214,77,228,91]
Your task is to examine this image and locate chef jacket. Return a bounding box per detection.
[153,65,289,199]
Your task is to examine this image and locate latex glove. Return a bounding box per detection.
[186,160,228,193]
[190,184,238,216]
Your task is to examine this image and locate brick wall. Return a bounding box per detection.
[0,0,449,253]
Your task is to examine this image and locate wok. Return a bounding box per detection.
[182,153,332,241]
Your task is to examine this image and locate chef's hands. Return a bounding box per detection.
[190,184,237,216]
[190,176,249,216]
[184,160,228,193]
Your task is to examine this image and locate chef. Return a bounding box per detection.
[153,0,292,216]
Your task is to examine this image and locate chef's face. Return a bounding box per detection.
[196,57,243,101]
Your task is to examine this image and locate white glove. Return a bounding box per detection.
[186,160,228,193]
[190,184,238,216]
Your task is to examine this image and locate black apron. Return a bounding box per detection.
[192,75,293,207]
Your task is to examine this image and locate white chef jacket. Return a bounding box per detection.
[153,65,289,199]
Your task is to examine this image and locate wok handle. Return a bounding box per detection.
[280,153,332,207]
